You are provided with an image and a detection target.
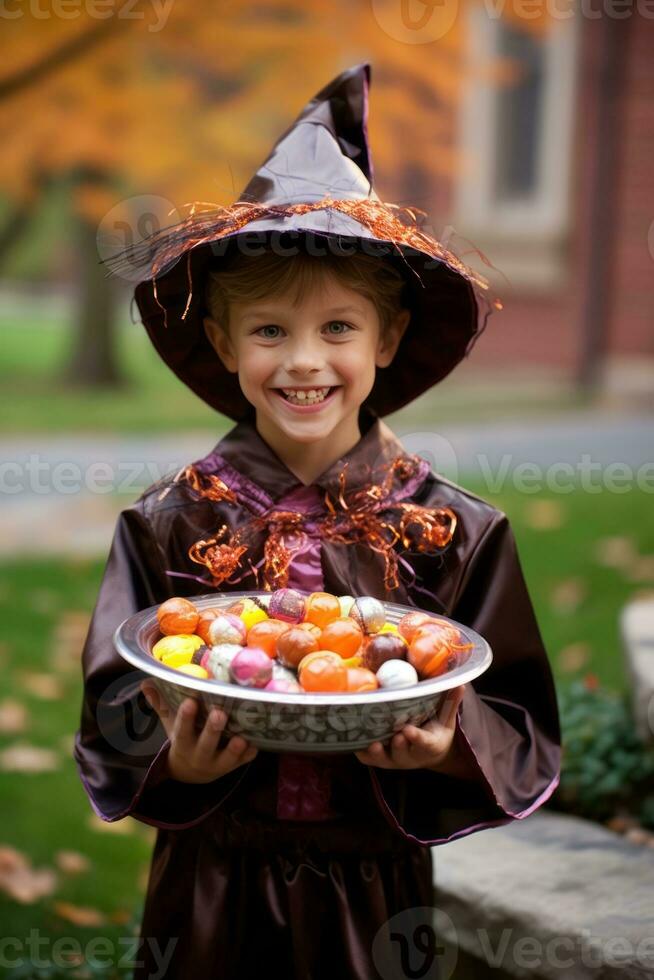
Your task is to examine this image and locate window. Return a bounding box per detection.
[454,10,579,291]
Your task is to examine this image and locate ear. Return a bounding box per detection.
[203,315,238,374]
[375,309,410,369]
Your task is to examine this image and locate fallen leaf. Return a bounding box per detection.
[0,743,60,772]
[18,672,65,700]
[0,846,58,903]
[524,500,565,530]
[87,813,136,835]
[53,901,106,926]
[55,850,91,875]
[594,536,636,569]
[550,578,587,614]
[625,556,654,583]
[558,642,591,673]
[52,611,91,672]
[109,908,133,925]
[0,699,28,734]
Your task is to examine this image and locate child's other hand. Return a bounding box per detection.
[140,681,258,784]
[353,685,466,772]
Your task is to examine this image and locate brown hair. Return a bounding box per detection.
[204,243,409,336]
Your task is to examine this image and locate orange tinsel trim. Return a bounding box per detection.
[181,454,456,593]
[100,196,503,330]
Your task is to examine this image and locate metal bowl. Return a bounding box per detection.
[114,590,492,753]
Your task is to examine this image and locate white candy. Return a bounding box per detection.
[271,662,297,683]
[338,594,356,617]
[205,642,242,682]
[376,659,419,689]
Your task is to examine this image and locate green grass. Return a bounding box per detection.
[0,482,651,971]
[0,315,587,435]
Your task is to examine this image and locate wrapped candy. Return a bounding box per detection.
[360,633,408,673]
[376,659,419,689]
[206,613,247,647]
[268,588,306,624]
[349,596,385,635]
[152,634,204,663]
[201,643,242,682]
[156,597,199,636]
[230,647,273,688]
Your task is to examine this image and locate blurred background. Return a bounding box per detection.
[0,2,653,977]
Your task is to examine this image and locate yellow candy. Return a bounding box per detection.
[239,606,268,631]
[176,663,209,679]
[152,634,204,662]
[379,623,399,634]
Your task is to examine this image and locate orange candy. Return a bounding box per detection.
[345,667,379,692]
[397,611,439,645]
[195,607,222,645]
[276,626,320,669]
[304,592,341,631]
[319,617,363,659]
[296,621,322,640]
[408,632,458,679]
[246,619,290,659]
[298,652,348,692]
[157,597,199,636]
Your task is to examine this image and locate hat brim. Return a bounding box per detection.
[133,222,490,422]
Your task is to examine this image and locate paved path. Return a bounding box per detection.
[1,410,652,556]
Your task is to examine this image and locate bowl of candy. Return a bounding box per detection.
[114,589,492,753]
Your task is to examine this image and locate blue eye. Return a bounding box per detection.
[253,321,353,338]
[255,325,281,338]
[326,321,353,335]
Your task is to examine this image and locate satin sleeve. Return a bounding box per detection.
[367,511,562,846]
[72,500,251,829]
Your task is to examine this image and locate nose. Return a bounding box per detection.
[283,336,327,377]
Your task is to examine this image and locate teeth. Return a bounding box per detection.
[280,387,332,405]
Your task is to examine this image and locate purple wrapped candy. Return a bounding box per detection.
[264,678,303,693]
[206,613,247,647]
[268,588,306,624]
[230,646,273,688]
[349,596,386,635]
[201,643,242,682]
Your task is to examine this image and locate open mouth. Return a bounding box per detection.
[273,386,340,406]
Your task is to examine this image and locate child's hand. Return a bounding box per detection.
[140,681,258,784]
[354,685,467,772]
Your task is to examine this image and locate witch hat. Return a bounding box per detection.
[104,62,499,421]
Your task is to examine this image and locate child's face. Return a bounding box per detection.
[203,272,409,452]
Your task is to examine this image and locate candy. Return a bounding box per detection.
[298,652,348,692]
[397,611,442,645]
[276,626,319,669]
[318,617,363,659]
[176,663,210,679]
[305,592,341,630]
[345,667,379,692]
[376,660,419,689]
[201,643,242,682]
[225,597,269,631]
[207,613,247,647]
[152,634,204,662]
[360,633,408,672]
[349,596,385,635]
[268,588,306,624]
[408,632,458,679]
[246,619,289,658]
[195,607,222,644]
[271,662,298,683]
[378,622,399,634]
[338,594,356,617]
[156,597,199,636]
[264,678,303,693]
[191,644,210,666]
[230,647,273,688]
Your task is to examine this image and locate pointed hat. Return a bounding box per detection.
[104,63,500,421]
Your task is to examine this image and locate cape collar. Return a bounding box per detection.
[206,404,415,503]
